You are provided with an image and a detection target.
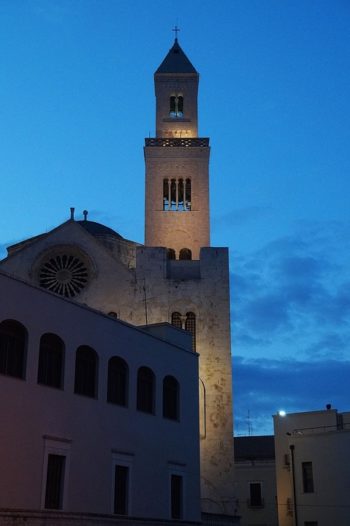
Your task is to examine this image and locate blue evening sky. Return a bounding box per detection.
[1,0,349,434]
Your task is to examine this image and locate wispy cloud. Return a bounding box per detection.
[213,205,273,228]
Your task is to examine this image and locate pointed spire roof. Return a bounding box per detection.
[156,39,198,74]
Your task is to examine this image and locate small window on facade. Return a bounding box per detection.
[107,357,128,406]
[114,465,129,515]
[137,366,155,414]
[185,312,196,351]
[171,474,183,519]
[74,345,98,398]
[185,178,191,210]
[171,312,182,329]
[178,179,184,210]
[179,248,192,260]
[163,375,179,420]
[0,319,27,379]
[167,248,176,260]
[38,333,64,389]
[302,462,314,493]
[45,454,65,510]
[108,311,118,319]
[249,482,263,507]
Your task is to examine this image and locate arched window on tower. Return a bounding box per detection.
[185,178,191,210]
[178,179,184,210]
[107,356,128,406]
[137,366,155,414]
[74,345,98,398]
[169,95,184,117]
[163,375,180,420]
[167,248,176,260]
[38,333,64,389]
[163,178,169,210]
[179,248,192,260]
[170,179,177,210]
[185,312,196,352]
[171,312,183,330]
[0,319,27,379]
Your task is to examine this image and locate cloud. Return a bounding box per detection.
[233,356,350,436]
[231,221,350,360]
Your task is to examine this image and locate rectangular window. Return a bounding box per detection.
[171,474,183,519]
[114,465,129,515]
[45,454,65,509]
[249,482,263,507]
[302,462,314,493]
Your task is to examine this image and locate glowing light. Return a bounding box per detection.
[278,410,286,417]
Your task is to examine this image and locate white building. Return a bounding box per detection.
[0,38,237,522]
[234,436,278,526]
[0,270,201,523]
[274,407,350,526]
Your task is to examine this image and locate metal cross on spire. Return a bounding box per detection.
[172,25,180,41]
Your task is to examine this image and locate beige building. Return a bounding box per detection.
[0,38,236,520]
[274,407,350,526]
[234,436,278,526]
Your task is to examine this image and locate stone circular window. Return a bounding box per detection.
[38,253,90,298]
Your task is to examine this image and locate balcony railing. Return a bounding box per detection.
[145,137,209,148]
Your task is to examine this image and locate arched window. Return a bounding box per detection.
[163,178,169,210]
[74,345,98,398]
[169,95,184,117]
[171,312,182,329]
[163,375,180,420]
[0,319,27,379]
[185,178,191,210]
[38,333,64,389]
[170,179,177,210]
[185,312,196,351]
[178,179,184,210]
[108,312,118,319]
[167,248,176,260]
[107,357,128,406]
[179,248,192,260]
[137,366,155,414]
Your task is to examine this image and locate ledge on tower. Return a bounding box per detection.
[145,137,209,148]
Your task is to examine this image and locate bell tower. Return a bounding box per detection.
[144,38,210,260]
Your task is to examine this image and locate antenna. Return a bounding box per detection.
[247,410,253,436]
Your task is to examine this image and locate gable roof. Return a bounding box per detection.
[155,39,198,74]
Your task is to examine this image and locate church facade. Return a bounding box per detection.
[0,39,235,518]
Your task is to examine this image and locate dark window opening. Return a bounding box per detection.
[163,178,191,211]
[114,465,129,515]
[0,319,27,379]
[169,95,183,117]
[108,357,128,406]
[163,178,169,210]
[108,311,118,319]
[302,462,314,493]
[171,474,183,519]
[137,366,155,414]
[171,312,182,329]
[185,178,191,210]
[185,312,196,351]
[74,345,97,398]
[167,248,176,260]
[304,522,318,526]
[38,333,64,389]
[249,482,263,507]
[179,248,192,260]
[163,375,180,420]
[45,454,65,510]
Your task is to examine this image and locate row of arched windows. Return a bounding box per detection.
[0,320,180,421]
[163,178,191,211]
[171,312,196,352]
[167,248,192,261]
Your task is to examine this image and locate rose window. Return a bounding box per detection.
[39,254,89,298]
